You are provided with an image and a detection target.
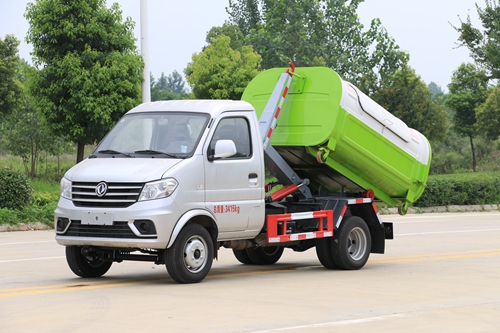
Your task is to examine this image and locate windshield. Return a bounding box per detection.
[94,112,210,158]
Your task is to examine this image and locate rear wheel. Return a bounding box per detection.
[245,246,284,265]
[232,249,254,264]
[332,216,371,270]
[315,237,338,269]
[66,246,112,278]
[166,224,214,283]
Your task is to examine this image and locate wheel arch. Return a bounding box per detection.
[346,204,386,254]
[167,209,218,251]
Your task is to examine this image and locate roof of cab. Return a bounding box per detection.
[126,100,254,115]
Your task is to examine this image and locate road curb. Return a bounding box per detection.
[379,204,500,215]
[0,222,52,232]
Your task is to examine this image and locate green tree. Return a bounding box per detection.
[184,35,261,99]
[206,23,245,51]
[227,0,408,93]
[429,131,471,174]
[0,35,22,119]
[166,70,186,94]
[44,135,74,180]
[372,65,448,142]
[227,0,261,36]
[25,0,143,163]
[445,63,489,172]
[151,85,181,101]
[2,102,48,177]
[1,61,64,177]
[153,72,169,91]
[454,0,500,79]
[428,82,445,101]
[476,86,500,141]
[150,70,189,101]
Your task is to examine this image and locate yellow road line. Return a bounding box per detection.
[0,278,167,298]
[369,248,500,265]
[0,278,157,293]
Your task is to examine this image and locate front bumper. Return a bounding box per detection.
[54,196,181,249]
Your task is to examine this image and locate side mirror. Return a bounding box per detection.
[208,140,237,161]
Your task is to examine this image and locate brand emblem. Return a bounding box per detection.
[95,182,108,197]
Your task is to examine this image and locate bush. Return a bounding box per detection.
[32,191,60,207]
[0,203,56,226]
[430,151,469,174]
[0,167,33,210]
[0,208,21,225]
[414,172,500,207]
[0,177,59,226]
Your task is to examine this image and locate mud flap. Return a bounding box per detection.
[384,222,394,239]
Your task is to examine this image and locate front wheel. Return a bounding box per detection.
[166,224,214,283]
[331,216,371,270]
[66,246,112,278]
[245,246,284,265]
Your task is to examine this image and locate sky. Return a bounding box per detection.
[0,0,481,91]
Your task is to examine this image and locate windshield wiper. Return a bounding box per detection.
[96,149,134,158]
[134,150,179,158]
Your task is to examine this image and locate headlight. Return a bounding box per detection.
[60,178,72,199]
[139,178,178,201]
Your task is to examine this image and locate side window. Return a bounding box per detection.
[209,117,252,159]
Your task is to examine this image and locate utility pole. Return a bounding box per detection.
[140,0,151,103]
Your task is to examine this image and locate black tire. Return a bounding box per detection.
[232,249,254,264]
[245,246,284,265]
[66,246,112,278]
[332,216,371,270]
[315,237,338,269]
[166,224,214,283]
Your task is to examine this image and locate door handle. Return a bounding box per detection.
[248,173,258,186]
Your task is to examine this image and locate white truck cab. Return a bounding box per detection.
[56,100,272,282]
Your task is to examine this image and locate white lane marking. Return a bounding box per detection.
[0,241,54,246]
[398,228,500,236]
[248,313,411,332]
[0,256,64,263]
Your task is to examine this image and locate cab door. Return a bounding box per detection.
[203,113,264,232]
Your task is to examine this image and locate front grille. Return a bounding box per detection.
[64,221,157,239]
[72,182,143,208]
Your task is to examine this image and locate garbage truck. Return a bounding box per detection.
[54,64,431,283]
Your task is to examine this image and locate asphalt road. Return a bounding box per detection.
[1,212,499,333]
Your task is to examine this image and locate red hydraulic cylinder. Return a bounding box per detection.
[269,184,299,202]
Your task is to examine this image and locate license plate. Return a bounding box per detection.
[81,211,114,225]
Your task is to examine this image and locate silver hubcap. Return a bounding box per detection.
[184,236,207,272]
[347,227,368,260]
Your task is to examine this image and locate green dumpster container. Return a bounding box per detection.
[242,66,431,214]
